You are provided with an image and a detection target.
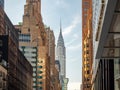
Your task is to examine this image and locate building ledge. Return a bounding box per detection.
[115,74,120,80]
[96,0,120,59]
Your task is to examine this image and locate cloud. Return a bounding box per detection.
[66,39,77,46]
[66,34,79,46]
[67,43,82,51]
[68,82,81,90]
[63,15,81,36]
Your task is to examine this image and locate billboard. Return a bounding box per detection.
[0,35,8,62]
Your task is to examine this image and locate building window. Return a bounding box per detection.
[19,34,31,42]
[84,8,88,12]
[86,57,89,61]
[31,61,36,63]
[84,14,88,17]
[38,66,42,68]
[38,71,43,74]
[33,81,36,83]
[87,78,90,81]
[86,44,89,47]
[40,61,43,63]
[38,81,42,84]
[87,64,90,67]
[86,50,89,54]
[87,70,90,74]
[37,85,43,89]
[37,76,42,79]
[33,66,37,68]
[84,2,89,5]
[38,86,42,90]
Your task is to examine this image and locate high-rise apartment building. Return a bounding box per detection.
[82,0,93,90]
[55,23,68,90]
[15,0,50,90]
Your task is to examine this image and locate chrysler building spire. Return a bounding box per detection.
[57,20,64,47]
[60,18,62,33]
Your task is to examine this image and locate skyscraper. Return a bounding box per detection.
[15,0,50,90]
[56,23,66,79]
[82,0,93,90]
[56,22,68,90]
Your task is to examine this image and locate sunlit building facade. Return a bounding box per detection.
[82,0,93,89]
[15,25,38,89]
[15,0,50,90]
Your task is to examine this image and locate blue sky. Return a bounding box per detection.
[5,0,82,90]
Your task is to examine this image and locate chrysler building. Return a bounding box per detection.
[56,21,69,90]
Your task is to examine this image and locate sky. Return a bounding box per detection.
[5,0,82,90]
